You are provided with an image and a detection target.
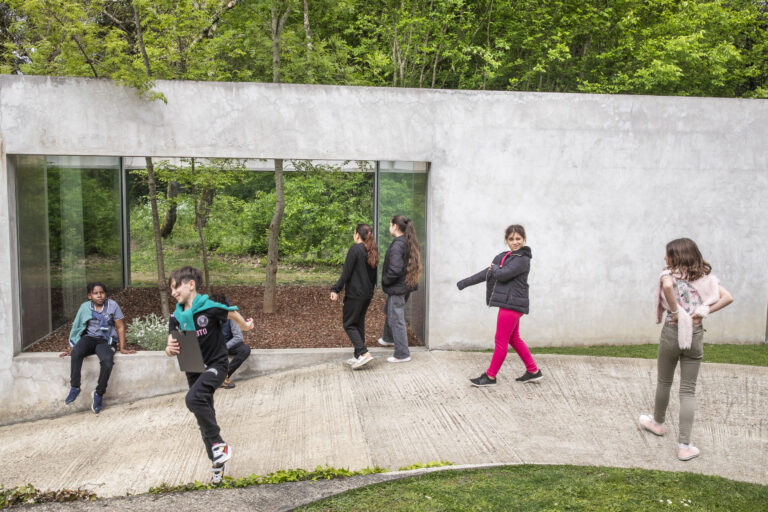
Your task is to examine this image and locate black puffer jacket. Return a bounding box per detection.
[456,246,531,314]
[382,235,416,296]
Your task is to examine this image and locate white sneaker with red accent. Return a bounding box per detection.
[211,442,232,466]
[639,414,665,436]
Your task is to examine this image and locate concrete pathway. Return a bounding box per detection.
[1,351,766,503]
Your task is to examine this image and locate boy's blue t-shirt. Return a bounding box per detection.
[84,300,123,341]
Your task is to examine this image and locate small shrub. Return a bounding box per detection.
[0,484,96,508]
[126,313,168,351]
[398,461,454,471]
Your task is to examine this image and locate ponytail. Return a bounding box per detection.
[391,215,422,289]
[356,223,379,268]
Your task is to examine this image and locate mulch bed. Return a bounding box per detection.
[27,285,422,352]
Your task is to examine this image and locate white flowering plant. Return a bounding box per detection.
[126,313,168,351]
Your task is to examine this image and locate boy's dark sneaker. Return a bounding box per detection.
[515,370,543,383]
[221,377,235,389]
[91,391,103,414]
[65,387,81,405]
[470,373,497,387]
[211,442,232,466]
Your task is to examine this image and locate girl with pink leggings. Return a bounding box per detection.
[457,225,542,386]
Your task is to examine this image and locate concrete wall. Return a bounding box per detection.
[1,347,423,425]
[1,76,766,421]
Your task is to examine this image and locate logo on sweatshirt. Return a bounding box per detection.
[196,315,209,328]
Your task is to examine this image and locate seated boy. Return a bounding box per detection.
[211,294,252,389]
[164,266,254,483]
[61,282,135,414]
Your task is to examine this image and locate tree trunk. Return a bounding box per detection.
[303,0,313,52]
[264,158,285,314]
[159,181,179,238]
[264,3,290,313]
[195,182,215,288]
[146,157,170,319]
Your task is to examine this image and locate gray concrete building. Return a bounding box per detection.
[1,75,766,423]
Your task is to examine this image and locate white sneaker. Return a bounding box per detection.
[387,356,411,363]
[639,414,665,436]
[211,442,232,466]
[678,444,700,461]
[378,337,394,346]
[211,464,225,484]
[345,358,358,366]
[352,353,373,369]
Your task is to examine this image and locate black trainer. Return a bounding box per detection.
[470,373,497,387]
[516,370,543,383]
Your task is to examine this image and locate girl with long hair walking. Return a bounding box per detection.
[331,223,379,369]
[639,238,733,461]
[378,214,422,363]
[457,225,542,386]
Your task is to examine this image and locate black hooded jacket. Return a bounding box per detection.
[456,246,532,314]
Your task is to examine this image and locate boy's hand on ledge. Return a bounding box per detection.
[59,348,72,358]
[119,347,137,354]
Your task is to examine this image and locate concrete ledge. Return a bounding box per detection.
[3,346,427,426]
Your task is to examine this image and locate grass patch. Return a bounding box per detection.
[149,465,388,494]
[530,343,768,367]
[130,250,339,286]
[296,465,768,512]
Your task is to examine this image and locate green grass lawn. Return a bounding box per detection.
[530,343,768,367]
[296,465,768,512]
[130,250,340,286]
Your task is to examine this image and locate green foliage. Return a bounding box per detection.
[5,0,767,98]
[297,465,768,511]
[148,465,387,494]
[45,165,121,260]
[129,162,374,266]
[0,483,96,508]
[398,461,454,471]
[126,313,168,351]
[531,342,768,367]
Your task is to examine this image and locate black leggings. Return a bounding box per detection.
[70,336,115,396]
[343,297,372,358]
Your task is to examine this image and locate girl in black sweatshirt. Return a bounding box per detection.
[331,224,379,369]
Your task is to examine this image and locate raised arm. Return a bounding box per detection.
[457,268,490,290]
[228,310,254,331]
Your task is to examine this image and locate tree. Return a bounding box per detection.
[155,157,246,287]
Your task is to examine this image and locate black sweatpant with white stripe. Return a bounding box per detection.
[185,366,227,461]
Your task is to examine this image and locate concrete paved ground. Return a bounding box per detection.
[1,351,766,504]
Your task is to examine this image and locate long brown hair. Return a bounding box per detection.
[391,214,422,289]
[666,238,711,281]
[356,223,379,268]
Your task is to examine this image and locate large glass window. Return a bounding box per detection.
[13,155,123,350]
[377,161,429,345]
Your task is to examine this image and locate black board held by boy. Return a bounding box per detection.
[164,266,254,483]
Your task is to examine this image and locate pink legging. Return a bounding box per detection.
[487,308,538,378]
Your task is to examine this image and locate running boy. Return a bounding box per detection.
[164,266,254,482]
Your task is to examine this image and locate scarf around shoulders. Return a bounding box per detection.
[173,293,237,331]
